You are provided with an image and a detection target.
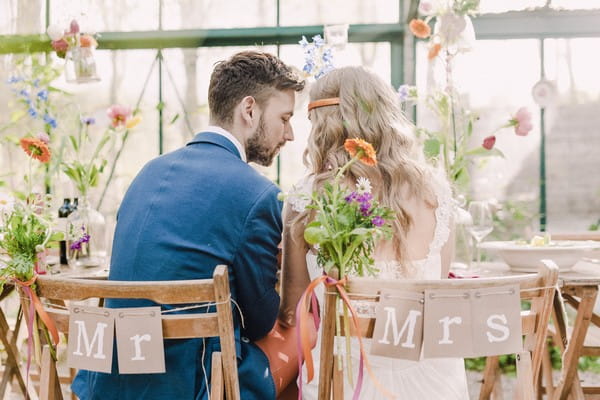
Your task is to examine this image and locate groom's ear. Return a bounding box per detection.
[240,96,258,126]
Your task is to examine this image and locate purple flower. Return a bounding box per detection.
[70,233,91,250]
[81,116,96,125]
[360,202,372,216]
[345,192,358,203]
[372,216,385,227]
[397,84,410,101]
[357,193,373,204]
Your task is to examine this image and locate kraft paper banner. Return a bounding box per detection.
[423,288,474,358]
[115,306,165,374]
[471,284,522,356]
[371,289,424,361]
[67,305,115,373]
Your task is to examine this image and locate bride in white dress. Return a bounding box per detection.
[278,66,469,399]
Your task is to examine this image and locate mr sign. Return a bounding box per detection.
[67,305,115,373]
[370,284,522,360]
[66,305,165,374]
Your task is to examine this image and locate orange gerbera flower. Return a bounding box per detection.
[428,43,442,60]
[409,19,431,39]
[344,138,377,166]
[20,137,51,163]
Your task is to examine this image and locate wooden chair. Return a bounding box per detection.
[538,231,600,398]
[316,260,559,400]
[29,265,240,400]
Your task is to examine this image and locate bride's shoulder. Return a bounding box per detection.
[286,175,314,213]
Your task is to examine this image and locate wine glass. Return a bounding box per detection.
[466,201,493,271]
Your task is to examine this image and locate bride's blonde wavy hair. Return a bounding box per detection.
[296,66,439,263]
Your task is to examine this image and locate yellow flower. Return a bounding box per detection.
[126,115,142,129]
[344,139,377,166]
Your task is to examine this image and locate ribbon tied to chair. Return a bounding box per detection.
[12,274,60,382]
[296,273,394,400]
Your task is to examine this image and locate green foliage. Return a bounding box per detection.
[61,118,113,197]
[490,199,538,241]
[0,200,54,285]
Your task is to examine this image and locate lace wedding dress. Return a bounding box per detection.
[288,176,470,400]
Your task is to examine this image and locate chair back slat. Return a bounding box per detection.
[36,276,217,304]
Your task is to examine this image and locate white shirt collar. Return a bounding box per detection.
[206,125,247,162]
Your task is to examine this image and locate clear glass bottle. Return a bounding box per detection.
[66,197,107,268]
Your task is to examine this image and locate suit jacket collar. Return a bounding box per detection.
[188,131,244,161]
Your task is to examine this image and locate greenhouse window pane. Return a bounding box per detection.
[0,0,46,34]
[280,0,399,26]
[416,39,541,232]
[278,42,391,190]
[162,0,276,29]
[49,0,159,32]
[543,38,600,231]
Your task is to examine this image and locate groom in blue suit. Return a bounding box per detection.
[72,51,304,399]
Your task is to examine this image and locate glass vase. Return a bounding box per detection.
[66,197,107,268]
[451,194,473,271]
[64,46,100,83]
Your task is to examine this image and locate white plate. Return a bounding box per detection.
[479,240,600,272]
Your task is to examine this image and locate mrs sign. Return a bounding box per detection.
[370,284,523,360]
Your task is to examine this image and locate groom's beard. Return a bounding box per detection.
[246,116,282,166]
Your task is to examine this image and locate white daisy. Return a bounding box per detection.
[0,192,14,216]
[356,177,372,194]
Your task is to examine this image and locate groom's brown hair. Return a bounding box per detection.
[208,51,304,126]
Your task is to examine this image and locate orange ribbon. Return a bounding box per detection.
[14,275,60,346]
[297,274,395,400]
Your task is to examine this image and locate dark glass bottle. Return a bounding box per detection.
[58,198,72,265]
[70,197,79,212]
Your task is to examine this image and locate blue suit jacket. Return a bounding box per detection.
[72,132,281,399]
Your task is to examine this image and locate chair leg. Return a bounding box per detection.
[210,351,224,400]
[332,355,344,400]
[516,351,535,400]
[40,344,63,400]
[541,342,554,399]
[480,355,500,400]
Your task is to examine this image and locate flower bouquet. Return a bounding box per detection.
[47,19,100,83]
[61,105,140,268]
[298,139,394,397]
[0,138,61,368]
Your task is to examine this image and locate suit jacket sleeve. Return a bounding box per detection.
[232,184,282,341]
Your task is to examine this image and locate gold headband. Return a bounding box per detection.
[307,97,340,112]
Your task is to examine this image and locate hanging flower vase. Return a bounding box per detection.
[66,197,106,268]
[65,46,100,84]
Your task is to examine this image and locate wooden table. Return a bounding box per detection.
[476,260,600,399]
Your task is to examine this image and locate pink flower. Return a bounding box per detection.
[70,19,80,34]
[36,132,50,144]
[482,135,496,150]
[51,39,69,58]
[512,107,533,136]
[107,104,132,128]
